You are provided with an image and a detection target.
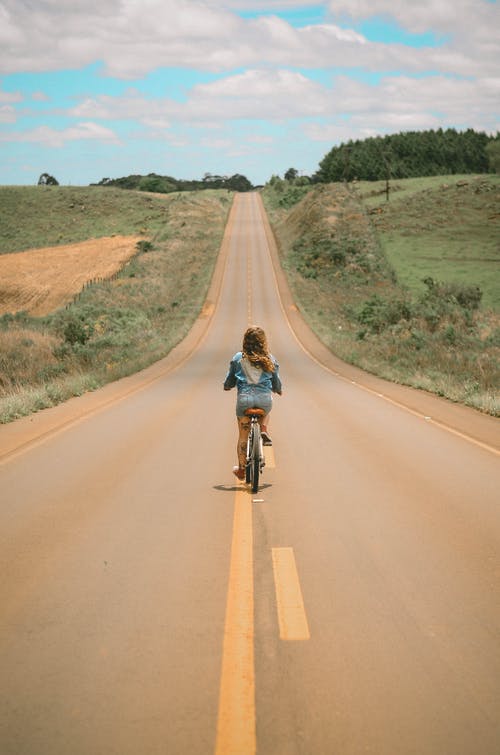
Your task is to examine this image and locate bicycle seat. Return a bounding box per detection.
[244,407,266,417]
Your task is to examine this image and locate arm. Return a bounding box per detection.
[223,359,237,391]
[271,360,282,395]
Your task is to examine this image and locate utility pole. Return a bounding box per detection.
[381,150,391,201]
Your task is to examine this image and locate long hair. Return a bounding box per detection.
[242,326,275,373]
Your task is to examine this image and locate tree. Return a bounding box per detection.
[225,174,253,192]
[38,172,59,185]
[138,174,176,193]
[314,128,494,183]
[485,139,500,173]
[284,167,298,182]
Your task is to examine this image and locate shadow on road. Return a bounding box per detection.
[213,483,273,493]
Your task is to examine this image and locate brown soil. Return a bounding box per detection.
[0,235,142,316]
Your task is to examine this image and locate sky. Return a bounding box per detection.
[0,0,499,187]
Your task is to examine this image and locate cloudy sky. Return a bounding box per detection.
[1,0,498,186]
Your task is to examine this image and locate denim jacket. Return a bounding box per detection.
[223,352,282,396]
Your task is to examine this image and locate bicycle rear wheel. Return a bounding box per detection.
[245,427,253,484]
[250,425,261,493]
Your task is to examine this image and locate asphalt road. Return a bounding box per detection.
[1,193,499,754]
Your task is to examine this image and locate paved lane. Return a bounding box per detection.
[1,193,499,754]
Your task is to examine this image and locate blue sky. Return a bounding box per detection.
[0,0,498,186]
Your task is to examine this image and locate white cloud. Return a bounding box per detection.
[59,63,500,152]
[68,69,331,124]
[66,67,499,135]
[0,122,121,147]
[32,91,50,102]
[0,89,22,104]
[328,0,497,35]
[0,105,17,123]
[208,1,320,7]
[0,0,497,79]
[328,0,500,74]
[303,72,500,145]
[190,69,330,119]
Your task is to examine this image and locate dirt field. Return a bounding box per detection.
[0,235,142,316]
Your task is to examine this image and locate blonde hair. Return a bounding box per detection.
[242,326,275,373]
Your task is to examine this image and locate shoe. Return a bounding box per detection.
[233,466,245,480]
[261,431,272,446]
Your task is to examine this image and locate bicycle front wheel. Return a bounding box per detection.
[251,456,260,493]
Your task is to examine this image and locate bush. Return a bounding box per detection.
[356,294,412,334]
[63,317,91,345]
[422,277,482,311]
[136,240,153,253]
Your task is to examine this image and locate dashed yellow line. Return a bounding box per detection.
[272,547,310,641]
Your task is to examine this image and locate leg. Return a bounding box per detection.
[258,414,272,446]
[237,416,251,469]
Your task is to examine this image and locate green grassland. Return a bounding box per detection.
[262,175,499,415]
[0,185,221,252]
[357,175,500,310]
[0,186,232,423]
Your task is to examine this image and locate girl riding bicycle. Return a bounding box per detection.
[223,326,282,479]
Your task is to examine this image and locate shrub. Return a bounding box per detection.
[422,277,482,311]
[63,317,91,345]
[356,294,412,334]
[136,240,153,253]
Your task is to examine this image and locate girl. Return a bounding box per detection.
[224,326,282,479]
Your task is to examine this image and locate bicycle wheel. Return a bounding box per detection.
[250,425,261,493]
[251,456,260,493]
[245,427,253,484]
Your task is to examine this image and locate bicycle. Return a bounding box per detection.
[244,408,266,493]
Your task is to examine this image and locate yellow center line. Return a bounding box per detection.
[272,547,310,641]
[247,247,252,325]
[215,489,256,755]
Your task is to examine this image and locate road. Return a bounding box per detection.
[1,193,499,754]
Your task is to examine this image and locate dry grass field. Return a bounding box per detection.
[0,187,231,422]
[0,235,141,316]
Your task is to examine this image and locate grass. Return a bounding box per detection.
[262,176,499,416]
[357,174,500,310]
[0,187,232,423]
[0,185,174,252]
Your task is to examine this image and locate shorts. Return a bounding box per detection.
[236,391,273,418]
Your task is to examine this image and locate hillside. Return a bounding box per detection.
[262,175,499,415]
[0,186,232,422]
[359,176,500,310]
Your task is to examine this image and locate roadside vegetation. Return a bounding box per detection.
[0,186,231,423]
[1,127,498,423]
[262,174,499,416]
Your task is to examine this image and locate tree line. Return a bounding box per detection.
[91,172,255,193]
[314,128,499,183]
[39,128,499,192]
